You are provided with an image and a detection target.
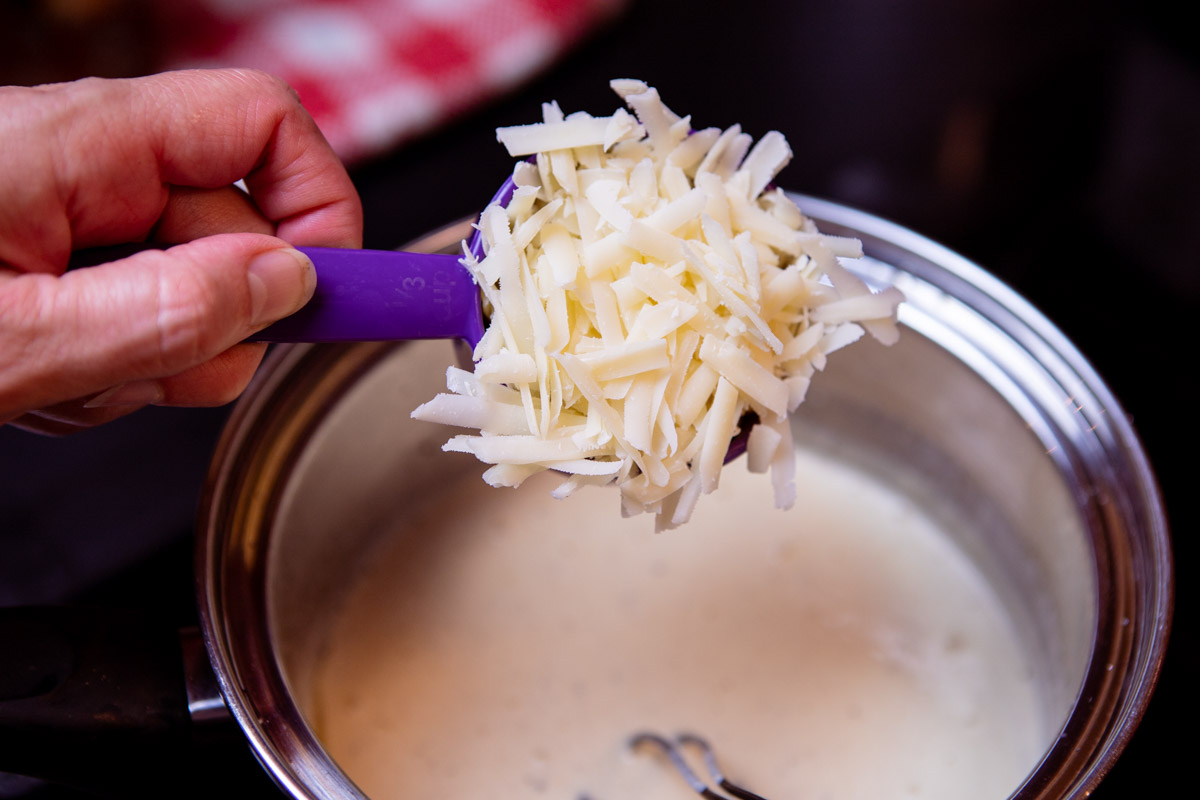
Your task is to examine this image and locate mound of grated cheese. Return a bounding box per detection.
[412,79,904,530]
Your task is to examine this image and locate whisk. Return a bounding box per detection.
[625,732,769,800]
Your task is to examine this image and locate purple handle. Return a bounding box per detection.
[68,244,486,347]
[255,248,484,346]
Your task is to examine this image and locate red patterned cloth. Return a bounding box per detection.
[154,0,627,164]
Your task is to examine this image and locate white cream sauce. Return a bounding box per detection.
[312,448,1046,799]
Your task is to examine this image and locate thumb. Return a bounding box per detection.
[0,233,315,418]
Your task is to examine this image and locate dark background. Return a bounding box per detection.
[1,0,1194,797]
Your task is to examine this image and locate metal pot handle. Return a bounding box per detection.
[0,605,230,793]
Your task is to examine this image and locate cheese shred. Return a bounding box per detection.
[411,80,903,530]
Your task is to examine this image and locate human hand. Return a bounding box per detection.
[0,68,363,434]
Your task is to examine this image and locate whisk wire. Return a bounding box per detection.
[629,732,769,800]
[677,734,769,800]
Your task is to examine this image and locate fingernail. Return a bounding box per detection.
[84,380,165,409]
[248,247,316,326]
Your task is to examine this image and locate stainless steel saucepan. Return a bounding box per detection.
[0,196,1171,800]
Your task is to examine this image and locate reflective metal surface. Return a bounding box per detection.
[197,196,1171,800]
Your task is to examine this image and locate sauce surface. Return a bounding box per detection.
[312,448,1045,799]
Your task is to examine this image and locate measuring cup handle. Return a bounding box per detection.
[68,244,485,346]
[258,247,483,345]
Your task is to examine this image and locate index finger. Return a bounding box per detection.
[139,69,363,248]
[4,69,362,271]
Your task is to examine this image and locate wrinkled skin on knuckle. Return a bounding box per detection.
[151,262,241,375]
[206,69,302,145]
[0,273,108,419]
[0,274,50,344]
[216,67,295,98]
[250,70,301,107]
[0,276,53,400]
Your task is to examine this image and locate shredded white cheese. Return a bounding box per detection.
[412,80,903,530]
